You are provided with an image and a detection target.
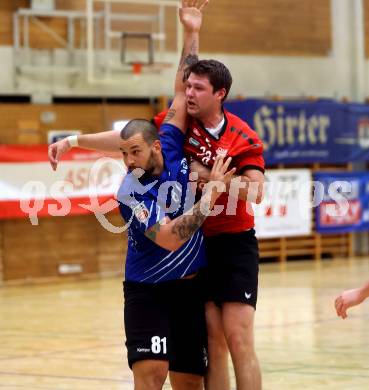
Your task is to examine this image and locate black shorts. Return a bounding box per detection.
[123,274,208,376]
[204,229,259,308]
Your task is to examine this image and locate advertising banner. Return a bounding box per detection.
[0,145,124,222]
[314,172,369,233]
[254,169,312,238]
[225,99,369,165]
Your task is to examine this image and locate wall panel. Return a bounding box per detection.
[200,0,331,55]
[0,0,28,46]
[2,215,126,281]
[365,0,369,58]
[0,102,155,144]
[1,0,331,56]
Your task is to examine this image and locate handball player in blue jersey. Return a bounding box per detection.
[115,113,233,389]
[116,3,235,387]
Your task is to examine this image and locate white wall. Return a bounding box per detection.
[0,47,355,99]
[0,0,365,101]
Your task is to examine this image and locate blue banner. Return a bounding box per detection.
[224,99,369,165]
[314,172,369,234]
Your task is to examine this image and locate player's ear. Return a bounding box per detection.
[215,88,226,102]
[152,139,162,154]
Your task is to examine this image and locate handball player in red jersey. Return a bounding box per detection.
[153,59,265,390]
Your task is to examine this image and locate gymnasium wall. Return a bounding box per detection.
[1,214,124,281]
[364,0,369,57]
[1,0,331,55]
[0,102,155,143]
[0,0,360,98]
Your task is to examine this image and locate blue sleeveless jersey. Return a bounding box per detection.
[117,123,207,283]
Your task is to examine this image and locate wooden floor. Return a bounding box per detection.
[1,257,369,390]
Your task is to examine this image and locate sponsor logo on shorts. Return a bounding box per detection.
[137,347,150,353]
[245,292,252,299]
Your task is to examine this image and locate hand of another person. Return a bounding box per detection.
[335,288,365,319]
[208,155,236,190]
[179,0,209,33]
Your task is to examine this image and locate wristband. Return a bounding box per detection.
[66,135,79,147]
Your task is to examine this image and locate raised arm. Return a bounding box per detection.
[174,0,208,93]
[48,130,121,171]
[145,156,236,251]
[165,0,209,131]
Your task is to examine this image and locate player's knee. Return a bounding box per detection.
[206,317,228,355]
[147,365,167,387]
[172,375,203,390]
[137,372,167,389]
[184,376,203,390]
[225,330,255,357]
[208,331,228,359]
[133,361,168,389]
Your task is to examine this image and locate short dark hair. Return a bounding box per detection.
[120,119,159,145]
[184,59,233,102]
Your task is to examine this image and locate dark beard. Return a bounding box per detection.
[138,151,157,181]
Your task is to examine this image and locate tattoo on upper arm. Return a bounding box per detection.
[163,109,176,123]
[178,53,198,72]
[185,54,198,67]
[145,222,161,242]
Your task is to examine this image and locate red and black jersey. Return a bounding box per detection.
[153,109,265,236]
[184,110,264,173]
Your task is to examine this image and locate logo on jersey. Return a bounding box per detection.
[189,137,200,147]
[133,203,149,223]
[216,147,228,157]
[205,137,212,148]
[180,158,188,174]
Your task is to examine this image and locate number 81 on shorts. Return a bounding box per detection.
[151,336,167,354]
